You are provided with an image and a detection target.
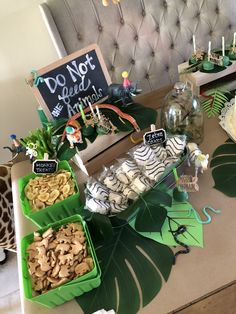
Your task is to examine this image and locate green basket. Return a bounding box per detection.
[19,160,82,227]
[21,215,101,308]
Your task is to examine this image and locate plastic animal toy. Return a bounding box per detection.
[107,71,142,106]
[3,134,25,160]
[65,120,83,148]
[187,142,209,177]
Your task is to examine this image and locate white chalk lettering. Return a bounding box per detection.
[66,53,96,83]
[85,53,96,70]
[51,103,63,117]
[44,74,66,93]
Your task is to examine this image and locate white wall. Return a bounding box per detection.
[0,0,58,163]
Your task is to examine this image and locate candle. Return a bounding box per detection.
[193,35,196,54]
[208,41,211,61]
[79,103,87,124]
[96,105,101,120]
[222,36,225,57]
[233,32,236,48]
[88,101,95,117]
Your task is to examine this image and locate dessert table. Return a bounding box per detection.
[12,88,236,314]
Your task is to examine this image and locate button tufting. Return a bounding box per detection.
[142,9,146,17]
[176,19,180,27]
[120,18,124,25]
[77,33,82,41]
[98,25,103,32]
[156,24,160,32]
[114,42,119,49]
[110,65,115,71]
[196,11,200,18]
[170,43,174,49]
[131,59,135,65]
[145,73,150,79]
[229,24,232,29]
[134,35,138,41]
[151,51,155,57]
[182,0,187,3]
[163,0,168,9]
[215,6,219,14]
[209,30,213,36]
[165,65,169,71]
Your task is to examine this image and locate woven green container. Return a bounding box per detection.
[21,215,101,308]
[19,160,82,227]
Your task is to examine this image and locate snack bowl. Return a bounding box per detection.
[21,215,101,308]
[19,160,82,227]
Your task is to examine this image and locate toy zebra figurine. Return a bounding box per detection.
[187,142,209,177]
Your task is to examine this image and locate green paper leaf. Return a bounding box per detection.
[135,202,167,232]
[211,140,236,197]
[131,200,203,248]
[76,224,173,314]
[144,189,172,207]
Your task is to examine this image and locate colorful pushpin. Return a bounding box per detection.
[122,71,131,88]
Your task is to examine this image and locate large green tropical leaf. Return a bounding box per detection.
[131,199,203,248]
[211,139,236,197]
[76,224,173,314]
[134,190,172,232]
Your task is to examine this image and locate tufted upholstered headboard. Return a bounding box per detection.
[40,0,236,93]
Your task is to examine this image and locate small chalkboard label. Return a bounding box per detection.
[143,128,166,146]
[33,159,58,174]
[28,44,111,120]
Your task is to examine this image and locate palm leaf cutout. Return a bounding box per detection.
[211,139,236,197]
[75,224,173,314]
[130,199,203,248]
[200,88,230,118]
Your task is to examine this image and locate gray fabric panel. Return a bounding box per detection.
[45,0,236,92]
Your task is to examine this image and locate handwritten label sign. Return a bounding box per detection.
[29,44,111,120]
[143,128,166,146]
[33,159,58,174]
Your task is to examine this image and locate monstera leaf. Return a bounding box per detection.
[211,139,236,197]
[76,223,173,314]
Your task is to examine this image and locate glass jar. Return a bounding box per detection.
[161,82,204,144]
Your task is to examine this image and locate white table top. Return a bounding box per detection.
[12,117,236,314]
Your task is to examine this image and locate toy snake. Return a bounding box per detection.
[170,225,190,265]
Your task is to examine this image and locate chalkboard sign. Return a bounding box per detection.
[143,128,166,146]
[33,159,58,174]
[29,44,111,120]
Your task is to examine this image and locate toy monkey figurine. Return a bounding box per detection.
[65,120,83,148]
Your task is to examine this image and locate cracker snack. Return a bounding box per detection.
[26,222,94,295]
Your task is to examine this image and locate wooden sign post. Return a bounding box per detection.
[28,44,111,120]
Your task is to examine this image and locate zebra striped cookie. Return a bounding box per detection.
[151,145,167,161]
[166,137,186,156]
[145,159,166,181]
[123,186,138,200]
[132,175,151,193]
[103,173,125,192]
[86,198,110,215]
[87,181,109,201]
[116,168,130,185]
[108,191,125,204]
[120,160,140,180]
[133,145,156,165]
[110,202,127,214]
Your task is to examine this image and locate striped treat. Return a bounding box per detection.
[116,168,130,185]
[87,181,109,201]
[151,145,167,161]
[103,172,125,192]
[166,137,186,156]
[110,202,127,214]
[164,156,179,167]
[132,175,151,193]
[144,159,166,181]
[120,160,141,180]
[108,191,125,205]
[123,186,138,201]
[133,145,156,166]
[86,198,110,215]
